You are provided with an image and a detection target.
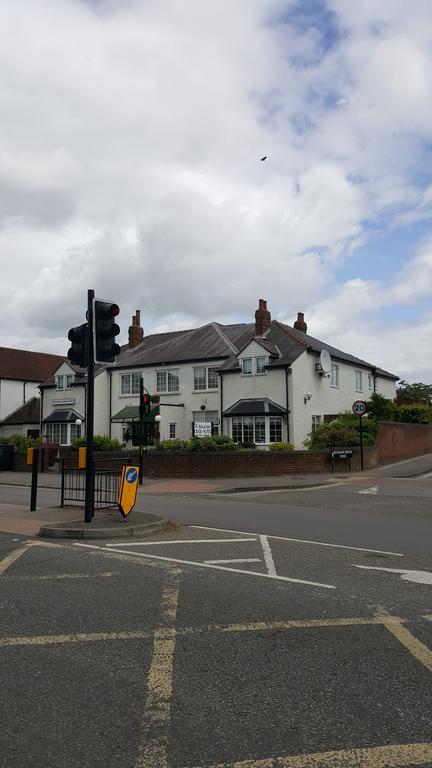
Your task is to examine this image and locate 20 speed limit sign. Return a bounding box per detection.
[352,400,367,416]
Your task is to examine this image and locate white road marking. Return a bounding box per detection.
[204,558,261,565]
[259,535,277,576]
[354,565,432,585]
[358,486,379,494]
[75,543,335,589]
[106,538,254,547]
[191,525,404,557]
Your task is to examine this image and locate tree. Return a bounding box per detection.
[396,381,432,405]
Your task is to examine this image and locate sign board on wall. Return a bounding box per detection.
[194,422,212,437]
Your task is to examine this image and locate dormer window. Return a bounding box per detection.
[242,358,253,375]
[56,375,64,390]
[56,374,74,390]
[256,356,267,374]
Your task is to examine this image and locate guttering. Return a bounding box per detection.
[219,372,224,435]
[285,367,291,443]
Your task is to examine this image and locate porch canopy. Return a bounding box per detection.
[111,405,160,423]
[223,398,286,417]
[42,409,84,423]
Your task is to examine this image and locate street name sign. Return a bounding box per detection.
[118,465,139,519]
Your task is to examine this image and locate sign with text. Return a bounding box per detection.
[117,465,139,519]
[352,400,367,417]
[194,422,212,437]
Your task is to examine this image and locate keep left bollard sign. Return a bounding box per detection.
[118,465,139,519]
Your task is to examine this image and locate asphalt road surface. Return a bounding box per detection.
[1,471,432,767]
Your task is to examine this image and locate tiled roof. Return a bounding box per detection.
[0,347,66,382]
[223,398,286,416]
[1,397,40,425]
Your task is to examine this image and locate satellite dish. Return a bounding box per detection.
[320,349,332,373]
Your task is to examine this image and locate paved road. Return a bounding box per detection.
[1,471,432,768]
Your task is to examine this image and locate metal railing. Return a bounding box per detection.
[60,459,123,508]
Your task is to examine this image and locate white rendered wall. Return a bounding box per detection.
[290,352,396,448]
[0,379,40,420]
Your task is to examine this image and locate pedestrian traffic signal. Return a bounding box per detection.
[67,323,88,368]
[140,393,151,417]
[94,300,120,363]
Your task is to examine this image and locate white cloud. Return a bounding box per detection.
[0,0,432,380]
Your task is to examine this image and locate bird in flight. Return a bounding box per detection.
[260,156,267,161]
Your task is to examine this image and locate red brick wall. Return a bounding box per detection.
[45,422,432,478]
[376,421,432,464]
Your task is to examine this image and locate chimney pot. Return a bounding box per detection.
[293,312,307,334]
[255,299,271,336]
[128,310,144,348]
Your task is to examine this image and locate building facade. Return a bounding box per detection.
[39,301,398,449]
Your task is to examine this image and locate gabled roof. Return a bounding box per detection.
[1,397,40,425]
[113,322,254,368]
[0,347,66,382]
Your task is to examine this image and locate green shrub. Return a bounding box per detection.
[239,441,256,450]
[304,423,360,450]
[396,404,432,424]
[365,394,397,422]
[154,439,189,451]
[334,413,377,445]
[5,434,43,452]
[73,435,121,451]
[269,442,294,451]
[155,435,238,452]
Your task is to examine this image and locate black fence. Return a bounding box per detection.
[60,459,123,508]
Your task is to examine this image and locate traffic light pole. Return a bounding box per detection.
[84,289,95,522]
[139,378,144,485]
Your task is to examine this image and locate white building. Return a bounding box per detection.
[0,347,65,438]
[40,301,397,449]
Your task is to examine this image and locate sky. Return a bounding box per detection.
[1,0,432,382]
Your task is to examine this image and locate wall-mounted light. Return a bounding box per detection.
[304,393,312,404]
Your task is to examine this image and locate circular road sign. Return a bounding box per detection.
[352,400,367,416]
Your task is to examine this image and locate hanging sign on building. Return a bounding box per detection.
[117,465,139,519]
[194,422,212,437]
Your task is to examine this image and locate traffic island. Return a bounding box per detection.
[38,507,166,540]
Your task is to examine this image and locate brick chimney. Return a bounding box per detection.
[255,299,271,336]
[128,310,144,348]
[293,312,307,334]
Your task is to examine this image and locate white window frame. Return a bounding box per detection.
[355,370,363,392]
[45,422,79,446]
[231,415,282,444]
[368,372,373,390]
[193,366,219,391]
[66,374,74,389]
[156,369,180,394]
[255,356,267,375]
[120,372,142,396]
[241,358,253,375]
[56,375,64,391]
[330,364,339,387]
[311,415,322,432]
[169,423,176,439]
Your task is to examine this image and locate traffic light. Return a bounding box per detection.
[67,323,88,368]
[140,393,151,417]
[94,300,120,363]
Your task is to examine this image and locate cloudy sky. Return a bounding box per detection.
[2,0,432,381]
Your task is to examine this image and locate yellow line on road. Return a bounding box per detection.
[219,616,394,634]
[135,568,181,768]
[381,617,432,673]
[0,544,30,575]
[2,572,115,581]
[0,630,152,647]
[204,742,432,768]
